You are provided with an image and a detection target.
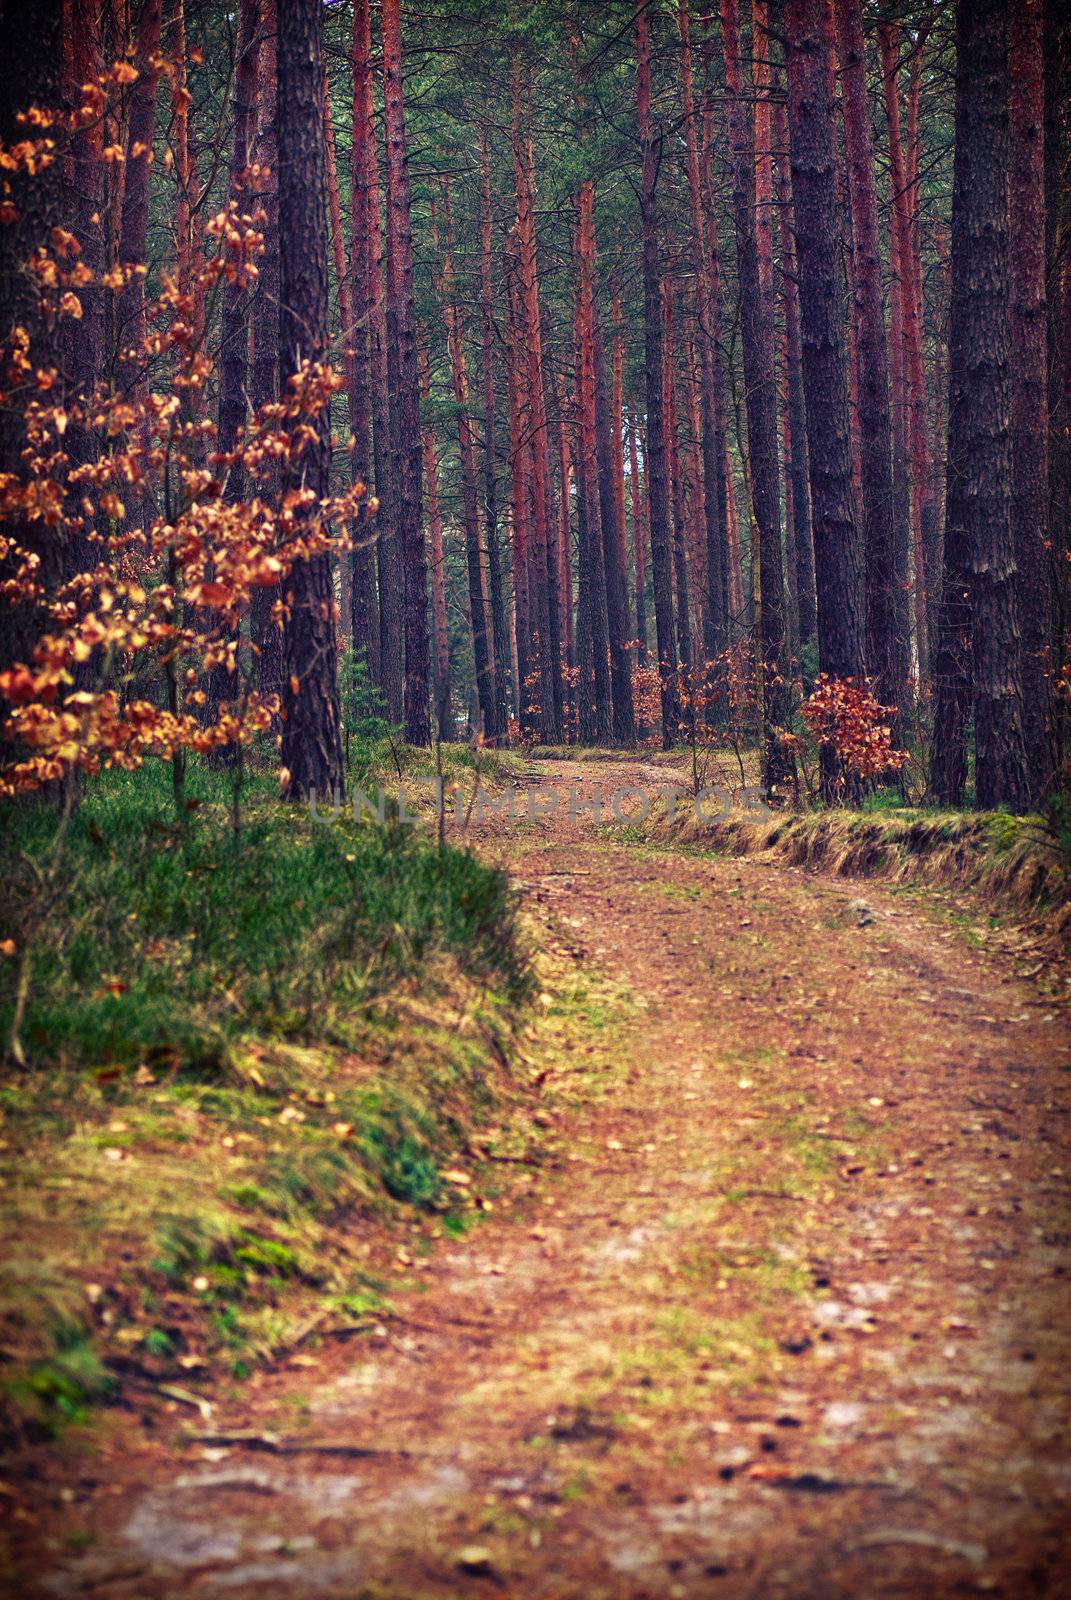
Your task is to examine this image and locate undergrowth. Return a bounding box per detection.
[0,758,533,1442]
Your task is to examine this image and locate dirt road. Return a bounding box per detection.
[26,759,1071,1598]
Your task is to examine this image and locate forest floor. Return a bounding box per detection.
[10,755,1071,1600]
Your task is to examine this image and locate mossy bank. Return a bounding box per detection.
[0,759,534,1443]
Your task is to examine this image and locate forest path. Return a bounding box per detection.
[34,757,1071,1599]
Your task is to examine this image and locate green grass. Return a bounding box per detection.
[0,759,535,1440]
[1,760,527,1076]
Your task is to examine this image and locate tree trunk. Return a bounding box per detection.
[834,0,909,724]
[276,0,344,799]
[248,0,283,707]
[593,298,636,742]
[1045,0,1071,769]
[479,130,511,741]
[664,280,693,673]
[679,0,728,659]
[0,0,64,692]
[419,345,451,742]
[552,378,576,738]
[208,0,260,740]
[636,6,679,747]
[878,21,931,693]
[434,183,496,742]
[575,190,612,743]
[1009,0,1055,801]
[785,0,864,682]
[963,0,1030,810]
[332,14,376,676]
[114,0,161,404]
[512,56,560,740]
[610,296,632,647]
[353,0,402,721]
[218,0,259,473]
[169,0,204,345]
[628,414,648,667]
[700,34,734,641]
[930,0,1030,810]
[721,0,795,793]
[382,0,429,746]
[63,0,106,590]
[771,83,816,654]
[505,233,532,735]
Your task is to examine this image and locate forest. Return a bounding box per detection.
[0,0,1069,1595]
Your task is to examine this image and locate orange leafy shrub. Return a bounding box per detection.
[799,675,907,786]
[0,75,362,801]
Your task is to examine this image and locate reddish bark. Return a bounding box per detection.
[575,185,611,743]
[382,0,429,746]
[511,55,560,739]
[834,0,909,722]
[248,0,283,705]
[699,32,733,637]
[419,343,451,742]
[546,359,575,738]
[724,435,744,623]
[678,0,728,657]
[593,299,636,743]
[664,280,692,672]
[479,130,510,739]
[505,231,532,733]
[753,0,775,302]
[771,85,816,652]
[610,297,629,618]
[353,0,401,721]
[721,0,794,791]
[635,5,679,745]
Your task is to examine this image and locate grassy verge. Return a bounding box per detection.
[656,804,1067,928]
[0,758,533,1442]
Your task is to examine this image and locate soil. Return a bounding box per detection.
[6,756,1071,1599]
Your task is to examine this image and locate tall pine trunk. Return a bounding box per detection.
[593,297,636,741]
[419,345,451,741]
[628,414,649,667]
[1009,0,1054,800]
[679,0,728,660]
[353,0,402,721]
[721,0,794,794]
[930,0,1030,810]
[432,187,496,742]
[382,0,429,746]
[878,21,931,688]
[834,0,909,725]
[479,132,511,740]
[770,81,816,654]
[784,0,864,795]
[277,0,344,798]
[248,0,283,706]
[512,57,560,740]
[636,7,679,746]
